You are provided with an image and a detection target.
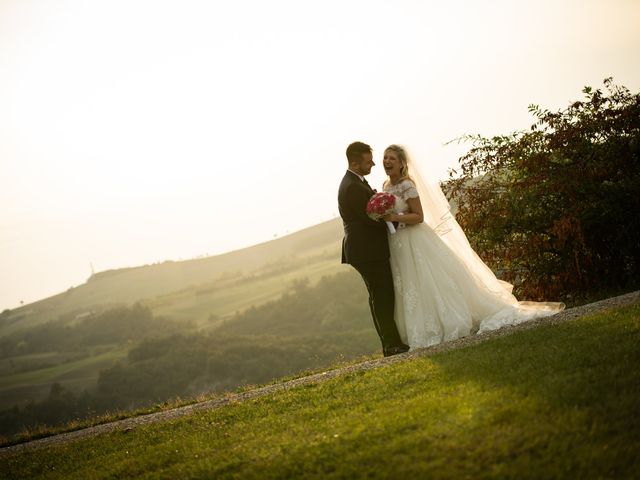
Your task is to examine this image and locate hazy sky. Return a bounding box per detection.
[1,0,639,310]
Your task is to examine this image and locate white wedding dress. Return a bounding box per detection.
[384,178,564,349]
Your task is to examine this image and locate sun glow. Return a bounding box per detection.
[1,0,639,308]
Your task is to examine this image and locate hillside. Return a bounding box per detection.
[0,218,344,334]
[0,270,376,428]
[1,293,638,478]
[0,218,346,413]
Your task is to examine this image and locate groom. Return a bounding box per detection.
[338,141,409,357]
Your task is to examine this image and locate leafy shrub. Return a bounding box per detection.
[444,78,640,300]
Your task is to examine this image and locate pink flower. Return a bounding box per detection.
[366,192,396,220]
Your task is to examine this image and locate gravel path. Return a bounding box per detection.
[2,290,638,458]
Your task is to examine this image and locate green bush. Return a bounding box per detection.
[445,78,640,300]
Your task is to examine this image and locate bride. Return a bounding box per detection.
[381,144,564,349]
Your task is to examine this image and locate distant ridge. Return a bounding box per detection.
[86,217,342,284]
[2,218,343,333]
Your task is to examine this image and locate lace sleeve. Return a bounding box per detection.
[399,179,419,200]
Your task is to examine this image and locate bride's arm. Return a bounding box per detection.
[386,196,424,225]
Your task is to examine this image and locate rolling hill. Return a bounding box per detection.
[0,218,349,413]
[0,217,345,334]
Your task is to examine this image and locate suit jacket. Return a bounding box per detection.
[338,170,390,265]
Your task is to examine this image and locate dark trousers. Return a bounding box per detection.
[352,259,403,349]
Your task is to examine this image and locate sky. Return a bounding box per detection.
[1,0,639,310]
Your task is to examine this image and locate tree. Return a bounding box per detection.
[444,78,640,300]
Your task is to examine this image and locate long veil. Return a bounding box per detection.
[409,151,564,312]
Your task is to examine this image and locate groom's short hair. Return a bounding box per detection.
[346,141,372,164]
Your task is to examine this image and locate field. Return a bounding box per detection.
[0,347,128,410]
[0,219,344,334]
[143,247,344,328]
[0,219,345,407]
[2,302,638,479]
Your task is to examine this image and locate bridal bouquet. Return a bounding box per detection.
[366,192,397,234]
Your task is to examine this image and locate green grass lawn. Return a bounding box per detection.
[2,303,638,479]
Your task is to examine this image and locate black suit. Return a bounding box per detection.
[338,170,403,350]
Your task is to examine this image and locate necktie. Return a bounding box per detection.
[363,178,377,194]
